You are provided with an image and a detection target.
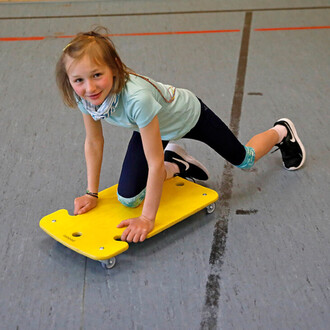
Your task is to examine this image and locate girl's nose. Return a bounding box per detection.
[86,79,96,93]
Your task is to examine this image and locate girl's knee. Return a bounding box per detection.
[236,146,256,170]
[117,188,146,208]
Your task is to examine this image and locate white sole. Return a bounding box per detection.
[277,118,306,170]
[165,143,210,179]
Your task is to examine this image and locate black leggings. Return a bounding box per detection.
[117,99,246,199]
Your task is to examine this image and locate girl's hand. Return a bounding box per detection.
[117,216,155,243]
[74,195,98,215]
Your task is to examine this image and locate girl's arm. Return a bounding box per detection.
[140,115,166,221]
[117,116,166,242]
[74,114,104,215]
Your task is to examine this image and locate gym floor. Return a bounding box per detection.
[1,1,329,329]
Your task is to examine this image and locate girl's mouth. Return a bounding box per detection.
[87,91,102,100]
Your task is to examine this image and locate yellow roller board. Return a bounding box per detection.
[39,177,218,267]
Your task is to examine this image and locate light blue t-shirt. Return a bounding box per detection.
[77,74,201,141]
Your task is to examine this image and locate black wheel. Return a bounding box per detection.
[100,257,116,269]
[206,203,216,214]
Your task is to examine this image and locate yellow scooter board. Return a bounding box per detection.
[39,177,218,269]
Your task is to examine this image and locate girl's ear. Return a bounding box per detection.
[114,58,119,70]
[114,57,122,69]
[113,58,120,77]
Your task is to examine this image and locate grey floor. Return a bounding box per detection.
[1,1,330,329]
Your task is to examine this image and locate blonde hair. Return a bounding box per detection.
[56,27,131,108]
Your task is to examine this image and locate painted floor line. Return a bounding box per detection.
[200,11,253,330]
[0,29,240,42]
[255,25,330,31]
[1,25,328,42]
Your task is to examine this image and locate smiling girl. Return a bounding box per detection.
[56,27,305,243]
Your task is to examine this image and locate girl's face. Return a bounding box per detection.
[66,55,114,106]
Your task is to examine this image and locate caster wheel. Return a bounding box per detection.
[206,203,216,214]
[100,257,116,269]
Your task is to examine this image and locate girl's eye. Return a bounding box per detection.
[74,78,83,83]
[94,73,102,78]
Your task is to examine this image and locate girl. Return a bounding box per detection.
[56,27,306,243]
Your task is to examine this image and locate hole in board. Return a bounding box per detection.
[176,182,185,186]
[72,232,82,237]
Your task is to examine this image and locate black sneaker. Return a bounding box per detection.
[164,143,209,181]
[273,118,306,170]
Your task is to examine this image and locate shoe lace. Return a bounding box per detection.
[271,147,280,154]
